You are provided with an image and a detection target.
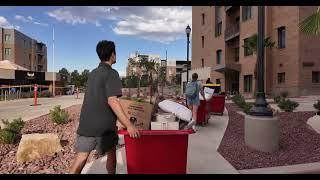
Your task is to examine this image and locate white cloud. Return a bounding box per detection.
[14,15,48,26]
[0,16,20,29]
[47,6,192,43]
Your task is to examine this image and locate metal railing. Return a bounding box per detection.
[225,6,232,11]
[225,24,240,41]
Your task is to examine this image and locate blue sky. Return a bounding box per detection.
[0,6,192,76]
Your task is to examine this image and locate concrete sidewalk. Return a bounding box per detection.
[81,108,238,174]
[0,94,84,127]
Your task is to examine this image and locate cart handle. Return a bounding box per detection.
[118,129,195,136]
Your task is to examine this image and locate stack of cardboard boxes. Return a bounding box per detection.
[117,98,183,131]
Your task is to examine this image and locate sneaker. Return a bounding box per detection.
[185,119,196,130]
[192,125,197,132]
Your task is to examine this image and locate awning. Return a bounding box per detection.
[212,63,241,72]
[0,60,29,71]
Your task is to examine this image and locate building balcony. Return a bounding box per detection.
[212,63,241,73]
[224,24,240,42]
[225,6,232,11]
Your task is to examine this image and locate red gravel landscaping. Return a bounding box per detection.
[218,103,320,170]
[0,105,96,174]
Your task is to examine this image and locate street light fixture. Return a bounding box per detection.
[248,6,273,117]
[185,25,191,105]
[185,25,191,84]
[244,6,279,153]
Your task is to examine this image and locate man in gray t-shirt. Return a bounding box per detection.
[69,40,140,174]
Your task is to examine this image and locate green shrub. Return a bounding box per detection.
[0,118,25,144]
[313,100,320,111]
[232,93,253,114]
[278,99,299,112]
[49,105,69,124]
[231,93,245,106]
[243,103,253,114]
[273,95,282,104]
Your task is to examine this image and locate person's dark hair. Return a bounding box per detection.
[96,40,116,62]
[192,73,198,81]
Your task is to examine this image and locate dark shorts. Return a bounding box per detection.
[74,132,119,155]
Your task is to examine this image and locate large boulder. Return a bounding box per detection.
[307,115,320,134]
[16,133,63,163]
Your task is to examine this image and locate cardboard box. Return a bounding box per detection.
[117,99,153,130]
[151,121,180,130]
[156,113,176,122]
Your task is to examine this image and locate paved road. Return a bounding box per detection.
[0,94,84,128]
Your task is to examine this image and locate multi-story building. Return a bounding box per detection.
[192,6,320,97]
[161,59,191,84]
[126,52,161,77]
[0,28,47,72]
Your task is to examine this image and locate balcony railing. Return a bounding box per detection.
[224,24,240,41]
[225,6,232,11]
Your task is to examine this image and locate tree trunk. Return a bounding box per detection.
[149,73,153,104]
[137,76,141,98]
[161,83,164,96]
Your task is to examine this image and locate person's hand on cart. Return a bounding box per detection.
[127,124,140,138]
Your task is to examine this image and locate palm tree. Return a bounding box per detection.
[128,57,144,98]
[242,34,275,54]
[144,59,159,104]
[299,7,320,35]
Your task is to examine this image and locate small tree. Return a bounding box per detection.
[242,34,275,54]
[158,67,167,96]
[299,7,320,35]
[80,69,90,87]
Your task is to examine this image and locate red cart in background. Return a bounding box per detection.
[202,83,225,116]
[118,129,195,174]
[197,100,208,126]
[208,95,225,115]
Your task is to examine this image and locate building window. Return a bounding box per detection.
[278,26,286,49]
[277,72,286,84]
[312,71,320,83]
[202,13,205,25]
[244,38,253,56]
[242,6,252,22]
[215,6,222,37]
[201,58,204,68]
[215,22,222,37]
[24,40,26,47]
[244,75,253,93]
[216,79,221,84]
[4,48,11,56]
[201,36,204,48]
[216,50,222,64]
[4,34,11,41]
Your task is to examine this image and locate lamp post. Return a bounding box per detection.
[185,25,191,84]
[245,6,279,153]
[248,6,273,117]
[185,25,191,105]
[52,26,55,97]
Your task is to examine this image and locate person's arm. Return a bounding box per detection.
[108,96,140,138]
[105,70,140,138]
[200,83,206,100]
